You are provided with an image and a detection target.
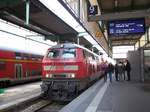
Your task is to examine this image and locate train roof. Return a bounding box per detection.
[49,43,99,57]
[0,46,43,56]
[50,43,77,49]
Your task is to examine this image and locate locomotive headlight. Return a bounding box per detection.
[70,73,75,78]
[45,74,53,78]
[46,74,49,78]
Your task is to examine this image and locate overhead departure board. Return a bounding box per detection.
[108,18,145,36]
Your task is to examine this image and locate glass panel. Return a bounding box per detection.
[47,49,60,58]
[61,48,76,58]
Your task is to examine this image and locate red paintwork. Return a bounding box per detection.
[0,49,43,82]
[42,46,102,81]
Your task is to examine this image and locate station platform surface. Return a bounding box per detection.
[60,78,150,112]
[0,81,41,110]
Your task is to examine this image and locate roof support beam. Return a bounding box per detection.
[88,10,150,21]
[0,11,54,36]
[89,0,98,5]
[97,0,102,13]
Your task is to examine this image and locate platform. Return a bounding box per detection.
[0,81,41,110]
[60,77,150,112]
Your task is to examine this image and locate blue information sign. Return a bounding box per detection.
[108,18,145,36]
[88,5,98,15]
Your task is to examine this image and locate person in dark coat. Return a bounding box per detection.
[125,59,131,81]
[107,63,114,82]
[100,59,108,82]
[114,63,119,81]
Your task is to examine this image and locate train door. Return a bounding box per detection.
[15,64,23,79]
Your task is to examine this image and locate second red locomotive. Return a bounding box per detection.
[41,43,103,101]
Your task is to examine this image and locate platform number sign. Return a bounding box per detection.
[88,5,98,15]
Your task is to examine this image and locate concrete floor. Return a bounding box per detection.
[0,81,41,110]
[98,81,150,112]
[60,79,150,112]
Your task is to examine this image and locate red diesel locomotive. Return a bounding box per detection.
[41,43,103,101]
[0,48,43,87]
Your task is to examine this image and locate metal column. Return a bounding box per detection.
[25,0,30,25]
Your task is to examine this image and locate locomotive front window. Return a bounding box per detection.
[61,49,76,58]
[47,50,60,58]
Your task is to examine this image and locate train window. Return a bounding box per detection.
[61,48,76,58]
[31,70,41,76]
[15,52,22,59]
[23,53,30,60]
[36,55,43,61]
[92,55,95,59]
[95,56,99,61]
[88,53,93,60]
[47,50,60,58]
[31,54,40,60]
[85,51,91,59]
[31,54,36,60]
[83,50,86,58]
[31,55,39,60]
[0,61,6,70]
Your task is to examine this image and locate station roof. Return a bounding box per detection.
[0,0,94,50]
[0,0,77,36]
[89,0,150,46]
[98,0,150,14]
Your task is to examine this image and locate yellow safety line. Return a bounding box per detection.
[0,58,41,63]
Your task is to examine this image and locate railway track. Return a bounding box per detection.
[20,99,52,112]
[1,93,68,112]
[18,99,68,112]
[3,97,69,112]
[35,102,68,112]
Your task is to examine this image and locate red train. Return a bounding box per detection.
[0,48,43,87]
[41,43,104,101]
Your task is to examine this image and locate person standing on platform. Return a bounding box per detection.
[125,59,131,81]
[103,61,108,82]
[107,63,114,82]
[114,63,119,81]
[101,59,108,82]
[117,61,124,81]
[122,63,126,80]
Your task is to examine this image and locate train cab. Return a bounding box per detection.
[41,43,102,101]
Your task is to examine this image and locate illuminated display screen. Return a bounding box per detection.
[108,18,145,36]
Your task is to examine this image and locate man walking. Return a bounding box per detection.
[125,59,131,81]
[114,63,119,81]
[107,63,114,82]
